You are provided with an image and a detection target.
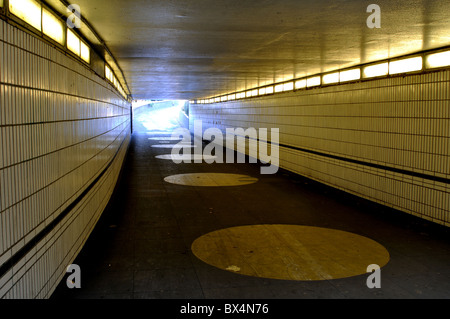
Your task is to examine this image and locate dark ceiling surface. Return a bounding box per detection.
[69,0,450,100]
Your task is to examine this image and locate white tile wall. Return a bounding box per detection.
[0,20,131,298]
[190,70,450,227]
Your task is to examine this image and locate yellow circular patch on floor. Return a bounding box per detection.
[148,137,182,140]
[164,173,258,186]
[191,224,390,281]
[156,154,217,161]
[151,144,197,148]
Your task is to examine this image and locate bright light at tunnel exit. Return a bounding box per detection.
[132,100,188,131]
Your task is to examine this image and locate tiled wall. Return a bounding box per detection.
[0,20,131,298]
[190,71,450,227]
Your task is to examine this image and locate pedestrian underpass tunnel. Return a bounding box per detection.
[0,0,450,300]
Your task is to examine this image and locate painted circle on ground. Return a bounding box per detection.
[191,224,390,281]
[148,137,183,140]
[164,173,258,186]
[146,131,172,135]
[151,144,197,148]
[156,154,217,161]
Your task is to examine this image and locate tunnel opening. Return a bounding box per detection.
[131,100,189,133]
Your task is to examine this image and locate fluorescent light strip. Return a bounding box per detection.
[42,9,64,44]
[274,84,284,92]
[105,65,112,82]
[67,29,80,55]
[283,82,294,91]
[426,50,450,69]
[340,68,360,82]
[322,72,339,84]
[363,62,388,78]
[389,56,422,75]
[307,76,321,87]
[80,41,90,63]
[200,48,450,103]
[9,0,130,99]
[10,0,42,31]
[295,79,306,89]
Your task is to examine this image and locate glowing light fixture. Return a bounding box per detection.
[340,68,360,82]
[389,56,422,75]
[322,72,339,84]
[295,79,306,89]
[0,0,3,7]
[42,9,64,44]
[306,76,321,87]
[80,41,90,63]
[425,50,450,69]
[274,84,284,92]
[197,50,450,103]
[9,0,42,31]
[105,65,112,82]
[363,62,388,78]
[283,82,294,91]
[67,29,80,56]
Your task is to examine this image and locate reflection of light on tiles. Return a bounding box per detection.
[192,225,390,281]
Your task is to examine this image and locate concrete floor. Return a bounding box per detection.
[51,130,450,300]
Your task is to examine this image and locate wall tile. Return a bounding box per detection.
[0,20,131,299]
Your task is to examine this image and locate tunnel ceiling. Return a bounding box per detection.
[68,0,450,100]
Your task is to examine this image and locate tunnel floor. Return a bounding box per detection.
[51,130,450,299]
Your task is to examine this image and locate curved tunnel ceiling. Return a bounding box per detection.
[63,0,450,100]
